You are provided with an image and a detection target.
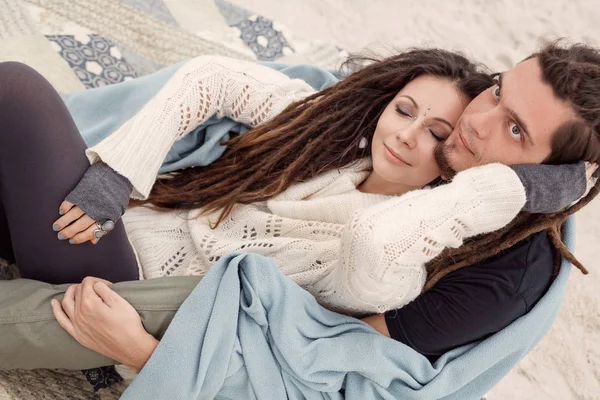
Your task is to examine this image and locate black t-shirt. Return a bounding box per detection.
[384,231,554,362]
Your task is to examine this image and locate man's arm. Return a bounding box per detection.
[378,231,553,361]
[361,314,391,337]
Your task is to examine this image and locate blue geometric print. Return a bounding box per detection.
[46,34,138,88]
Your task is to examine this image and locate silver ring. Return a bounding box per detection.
[101,220,115,232]
[93,219,114,241]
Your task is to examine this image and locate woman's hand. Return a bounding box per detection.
[52,161,133,245]
[510,161,598,214]
[51,276,159,373]
[52,200,101,245]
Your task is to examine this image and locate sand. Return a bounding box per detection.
[227,1,600,398]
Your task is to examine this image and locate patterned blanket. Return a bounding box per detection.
[0,1,344,398]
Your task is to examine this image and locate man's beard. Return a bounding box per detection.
[434,143,458,180]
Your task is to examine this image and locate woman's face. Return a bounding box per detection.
[369,75,470,193]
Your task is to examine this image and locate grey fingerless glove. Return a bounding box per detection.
[510,162,586,214]
[65,161,133,223]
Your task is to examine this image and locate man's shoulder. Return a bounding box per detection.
[447,230,554,310]
[484,230,553,270]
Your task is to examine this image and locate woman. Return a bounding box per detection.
[0,48,593,370]
[42,50,584,316]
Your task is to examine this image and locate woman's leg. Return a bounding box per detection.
[0,198,15,263]
[0,61,138,284]
[0,276,200,370]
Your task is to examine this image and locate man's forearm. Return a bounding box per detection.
[361,314,391,337]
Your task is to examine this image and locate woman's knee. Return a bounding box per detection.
[0,62,50,103]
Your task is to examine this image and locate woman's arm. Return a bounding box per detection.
[320,161,591,316]
[85,56,316,199]
[316,163,527,316]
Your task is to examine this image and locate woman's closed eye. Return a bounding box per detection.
[396,105,447,141]
[428,128,445,142]
[395,105,414,118]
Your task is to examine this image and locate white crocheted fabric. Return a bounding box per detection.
[87,56,527,316]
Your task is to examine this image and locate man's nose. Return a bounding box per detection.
[395,122,420,148]
[466,110,495,140]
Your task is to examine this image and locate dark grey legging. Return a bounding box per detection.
[0,61,138,284]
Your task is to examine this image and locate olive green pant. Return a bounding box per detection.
[0,276,200,370]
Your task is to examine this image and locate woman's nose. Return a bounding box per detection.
[395,122,420,149]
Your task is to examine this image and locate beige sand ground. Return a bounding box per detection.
[227,1,600,398]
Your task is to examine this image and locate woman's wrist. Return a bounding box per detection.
[124,333,160,373]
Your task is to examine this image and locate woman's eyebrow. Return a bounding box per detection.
[398,95,454,130]
[398,95,418,109]
[432,118,454,130]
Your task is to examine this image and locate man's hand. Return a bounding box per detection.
[51,277,159,373]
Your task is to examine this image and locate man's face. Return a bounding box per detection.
[441,58,577,172]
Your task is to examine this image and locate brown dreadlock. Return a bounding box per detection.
[130,41,600,290]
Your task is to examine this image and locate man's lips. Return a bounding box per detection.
[384,144,412,166]
[457,126,475,155]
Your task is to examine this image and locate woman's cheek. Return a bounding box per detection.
[423,144,441,181]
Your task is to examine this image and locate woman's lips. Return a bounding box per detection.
[384,144,411,166]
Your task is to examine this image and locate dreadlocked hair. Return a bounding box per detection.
[130,48,493,235]
[425,39,600,291]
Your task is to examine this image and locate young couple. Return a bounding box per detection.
[0,40,598,374]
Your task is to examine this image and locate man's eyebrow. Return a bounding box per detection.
[498,73,535,145]
[398,95,418,109]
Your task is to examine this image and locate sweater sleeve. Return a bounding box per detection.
[316,163,527,316]
[85,55,316,199]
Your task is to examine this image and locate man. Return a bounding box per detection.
[2,41,599,371]
[366,42,600,359]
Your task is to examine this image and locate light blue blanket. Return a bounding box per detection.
[63,61,573,399]
[120,239,574,400]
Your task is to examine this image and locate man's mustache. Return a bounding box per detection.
[434,143,457,180]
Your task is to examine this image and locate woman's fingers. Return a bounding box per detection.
[71,220,103,245]
[58,200,75,216]
[52,201,105,245]
[52,200,78,230]
[52,205,85,235]
[55,212,96,244]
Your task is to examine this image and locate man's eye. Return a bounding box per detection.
[492,85,501,100]
[509,122,522,141]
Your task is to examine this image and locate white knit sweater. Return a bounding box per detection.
[86,56,527,316]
